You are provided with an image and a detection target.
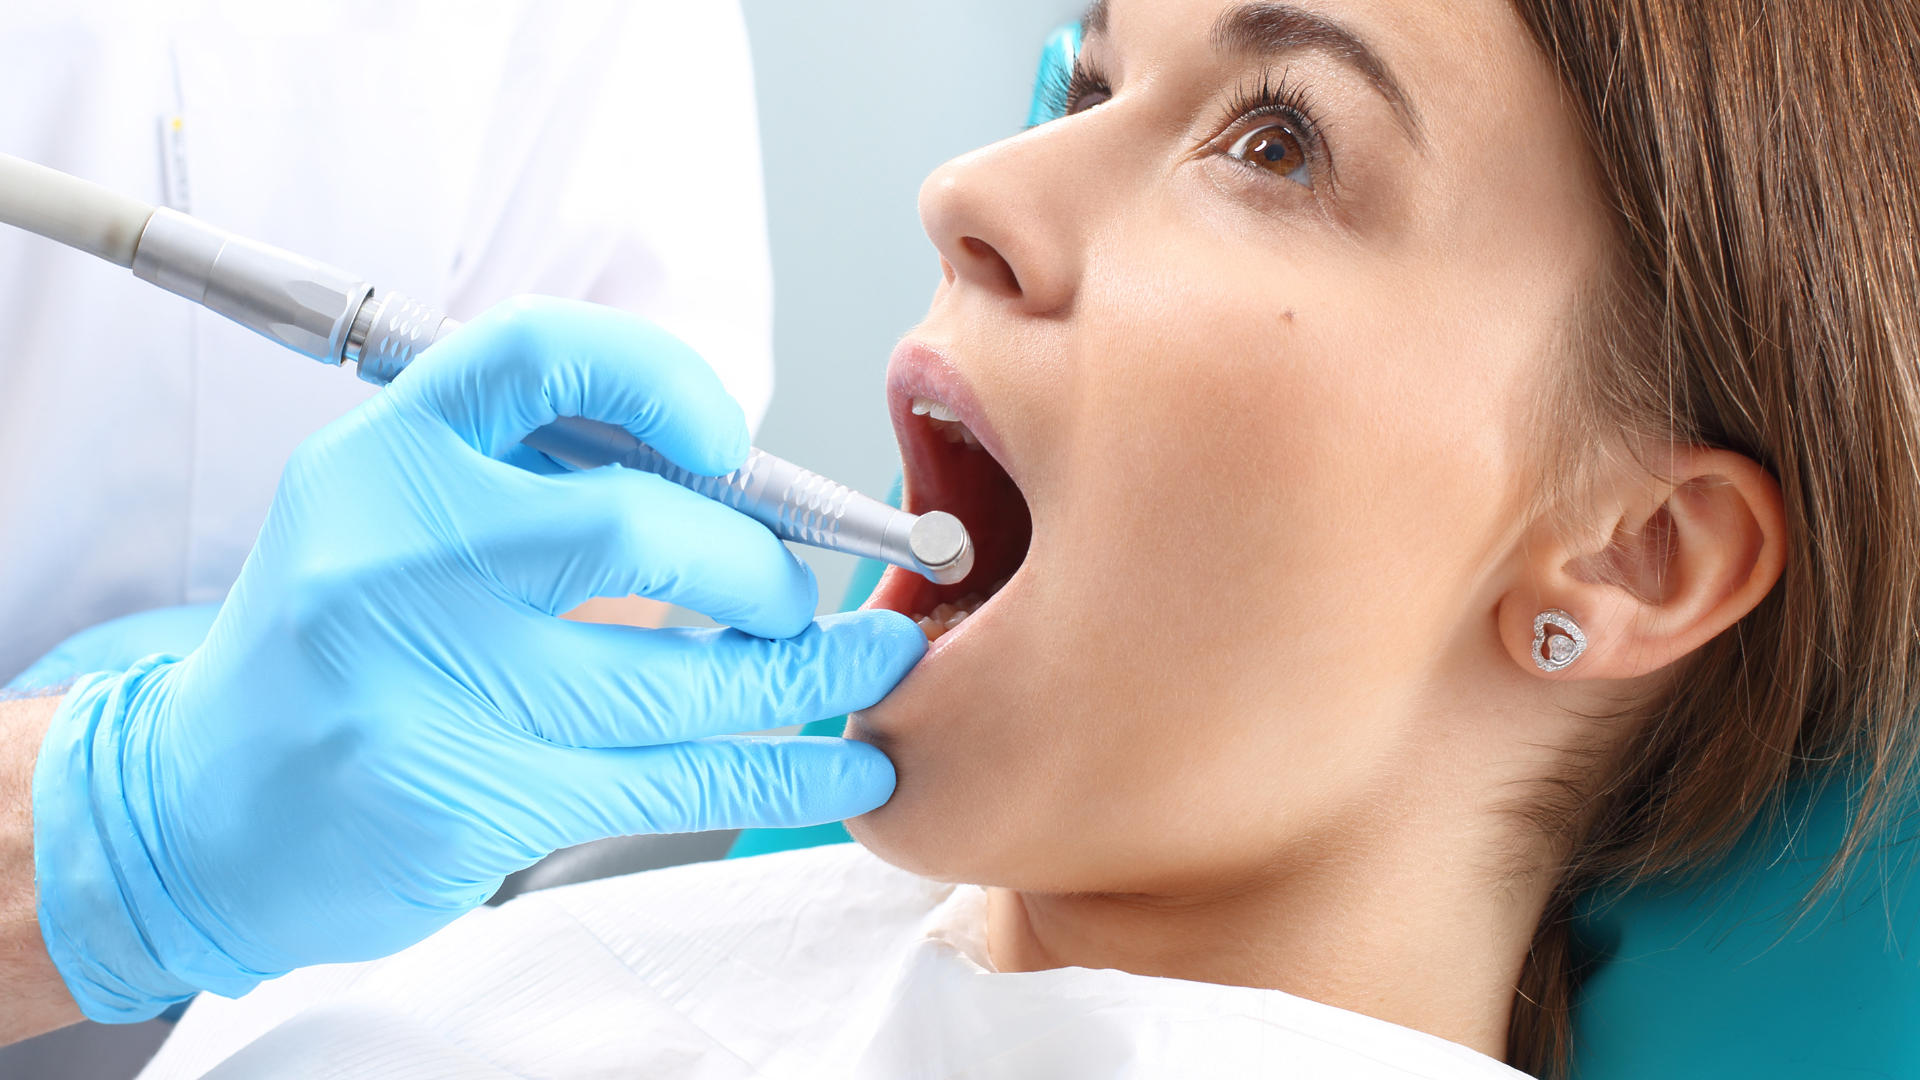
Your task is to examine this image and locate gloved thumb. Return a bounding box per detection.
[391,297,752,475]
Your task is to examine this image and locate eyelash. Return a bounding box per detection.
[1062,61,1113,117]
[1220,71,1327,181]
[1028,57,1111,123]
[1040,60,1329,189]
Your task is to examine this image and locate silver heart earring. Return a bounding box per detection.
[1532,609,1587,673]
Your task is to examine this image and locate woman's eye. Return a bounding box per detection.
[1228,123,1312,188]
[1065,66,1112,116]
[1068,86,1112,114]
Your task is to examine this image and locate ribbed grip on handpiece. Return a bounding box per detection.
[526,418,892,560]
[348,292,455,385]
[673,452,866,554]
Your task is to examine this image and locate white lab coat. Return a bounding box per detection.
[140,844,1530,1080]
[0,0,775,679]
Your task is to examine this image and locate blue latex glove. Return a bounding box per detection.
[32,296,925,1023]
[6,603,221,692]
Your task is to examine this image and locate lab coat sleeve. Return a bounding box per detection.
[443,0,776,432]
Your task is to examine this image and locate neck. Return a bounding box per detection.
[983,752,1564,1061]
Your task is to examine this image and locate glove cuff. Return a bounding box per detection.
[33,658,262,1022]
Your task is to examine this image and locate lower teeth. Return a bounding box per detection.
[915,579,1009,641]
[917,593,984,641]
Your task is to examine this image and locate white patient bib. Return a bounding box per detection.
[141,844,1528,1080]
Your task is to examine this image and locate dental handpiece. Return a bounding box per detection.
[0,151,972,586]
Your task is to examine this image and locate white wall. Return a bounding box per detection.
[740,0,1083,610]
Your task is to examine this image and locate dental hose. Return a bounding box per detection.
[0,152,972,586]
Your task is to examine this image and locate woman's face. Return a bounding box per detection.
[848,0,1612,892]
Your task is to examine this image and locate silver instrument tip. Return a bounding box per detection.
[910,511,975,585]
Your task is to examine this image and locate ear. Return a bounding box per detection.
[1498,447,1787,681]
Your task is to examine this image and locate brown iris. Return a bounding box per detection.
[1230,123,1310,186]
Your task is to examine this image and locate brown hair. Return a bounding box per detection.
[1504,0,1920,1074]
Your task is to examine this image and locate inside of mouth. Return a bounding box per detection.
[870,403,1032,640]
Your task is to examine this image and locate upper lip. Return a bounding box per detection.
[886,338,1018,501]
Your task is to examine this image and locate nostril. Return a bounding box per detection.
[960,236,1022,298]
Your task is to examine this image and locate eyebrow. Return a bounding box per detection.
[1081,0,1421,141]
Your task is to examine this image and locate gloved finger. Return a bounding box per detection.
[521,735,897,851]
[390,295,750,476]
[492,610,925,748]
[470,464,818,637]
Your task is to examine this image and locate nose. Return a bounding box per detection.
[918,126,1089,316]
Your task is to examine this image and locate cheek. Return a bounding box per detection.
[1069,238,1533,651]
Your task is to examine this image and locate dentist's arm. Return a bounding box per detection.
[3,297,923,1042]
[0,692,79,1043]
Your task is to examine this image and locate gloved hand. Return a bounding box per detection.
[32,296,925,1023]
[6,603,221,692]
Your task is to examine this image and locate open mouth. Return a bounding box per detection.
[868,356,1033,644]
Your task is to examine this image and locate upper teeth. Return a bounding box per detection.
[911,397,961,422]
[910,396,981,447]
